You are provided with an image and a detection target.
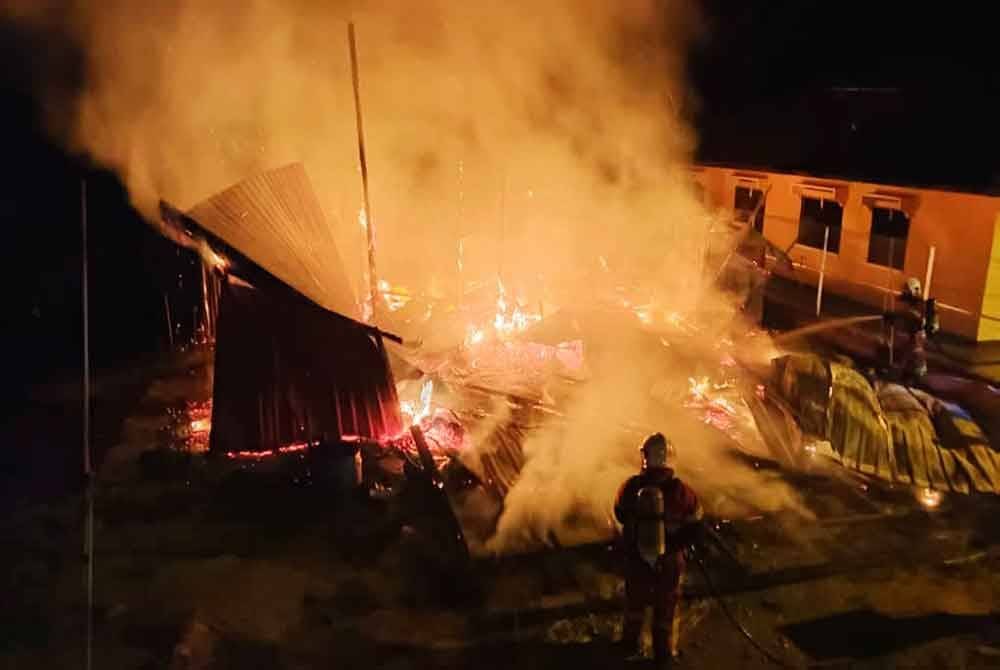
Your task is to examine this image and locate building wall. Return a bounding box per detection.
[978,216,1000,341]
[694,166,1000,341]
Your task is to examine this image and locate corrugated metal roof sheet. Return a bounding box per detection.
[188,163,359,318]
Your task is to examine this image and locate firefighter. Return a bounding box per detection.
[884,277,940,383]
[614,433,703,665]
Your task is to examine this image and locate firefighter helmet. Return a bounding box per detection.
[641,433,674,469]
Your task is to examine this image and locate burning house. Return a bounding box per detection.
[159,163,402,458]
[152,161,1000,559]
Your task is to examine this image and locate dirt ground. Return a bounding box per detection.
[3,359,1000,670]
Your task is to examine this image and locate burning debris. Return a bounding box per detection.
[148,155,1000,562]
[164,400,213,453]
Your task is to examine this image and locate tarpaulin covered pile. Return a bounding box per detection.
[757,354,1000,494]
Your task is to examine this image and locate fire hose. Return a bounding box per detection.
[687,543,801,668]
[687,526,851,669]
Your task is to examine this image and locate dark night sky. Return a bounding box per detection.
[0,19,200,406]
[0,2,996,400]
[690,2,997,186]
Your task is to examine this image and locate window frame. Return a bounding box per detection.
[734,185,766,232]
[866,206,909,270]
[796,196,844,253]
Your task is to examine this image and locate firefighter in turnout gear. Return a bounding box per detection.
[883,277,940,383]
[614,433,703,664]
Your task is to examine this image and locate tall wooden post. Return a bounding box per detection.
[924,245,937,299]
[81,177,94,670]
[348,22,379,322]
[815,226,830,317]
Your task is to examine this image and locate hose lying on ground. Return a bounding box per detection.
[689,546,800,669]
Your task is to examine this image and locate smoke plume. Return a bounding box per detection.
[4,0,705,300]
[4,0,813,552]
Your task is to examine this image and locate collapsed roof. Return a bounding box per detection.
[186,162,359,318]
[159,163,402,452]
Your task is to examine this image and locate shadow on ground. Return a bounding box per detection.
[781,609,998,659]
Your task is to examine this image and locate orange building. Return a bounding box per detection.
[692,165,1000,342]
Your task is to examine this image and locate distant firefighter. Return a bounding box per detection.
[614,433,703,665]
[883,277,940,382]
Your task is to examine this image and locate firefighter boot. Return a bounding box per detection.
[619,606,645,658]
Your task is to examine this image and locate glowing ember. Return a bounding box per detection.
[383,409,467,469]
[917,487,943,509]
[190,418,211,434]
[168,399,213,453]
[225,442,311,460]
[682,376,753,437]
[635,306,653,325]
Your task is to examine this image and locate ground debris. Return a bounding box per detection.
[544,598,712,648]
[545,613,621,645]
[170,617,216,670]
[977,644,1000,657]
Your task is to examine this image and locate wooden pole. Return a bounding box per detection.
[81,177,94,670]
[815,225,830,317]
[498,172,507,283]
[456,160,464,304]
[348,22,379,323]
[163,292,174,351]
[888,236,896,367]
[924,245,936,300]
[200,262,211,342]
[81,178,91,478]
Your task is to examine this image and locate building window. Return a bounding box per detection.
[734,186,765,232]
[797,198,842,253]
[867,207,908,269]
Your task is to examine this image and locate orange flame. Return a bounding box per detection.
[400,379,435,428]
[189,417,211,434]
[378,279,411,312]
[918,488,942,509]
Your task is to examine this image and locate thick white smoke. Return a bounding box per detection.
[4,0,812,553]
[4,0,706,304]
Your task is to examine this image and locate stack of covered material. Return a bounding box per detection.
[758,354,1000,494]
